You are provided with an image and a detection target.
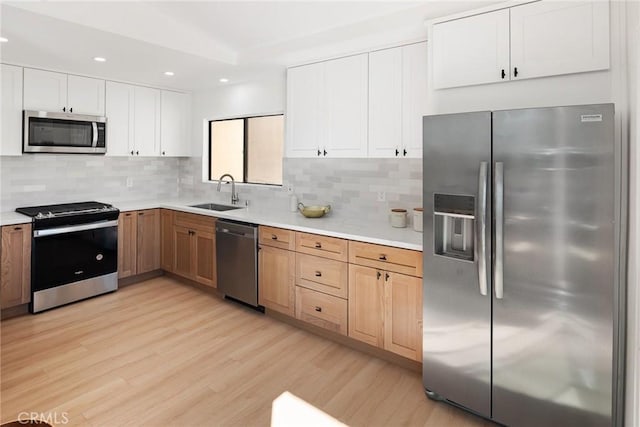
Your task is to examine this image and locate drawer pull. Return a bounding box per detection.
[377,271,381,279]
[314,306,322,312]
[314,242,322,248]
[385,272,390,282]
[271,234,278,240]
[379,254,387,261]
[314,271,322,277]
[14,226,22,231]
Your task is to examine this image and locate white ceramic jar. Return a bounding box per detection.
[413,208,423,232]
[390,208,408,228]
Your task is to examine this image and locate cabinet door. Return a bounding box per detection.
[23,68,67,112]
[368,47,402,158]
[432,9,510,89]
[285,64,323,157]
[136,209,160,274]
[348,264,384,347]
[174,226,193,279]
[194,229,216,288]
[401,42,427,158]
[324,53,368,157]
[105,81,135,156]
[0,64,23,156]
[160,90,191,157]
[384,272,422,361]
[258,245,295,316]
[67,75,105,116]
[510,1,610,80]
[133,86,161,156]
[1,224,31,309]
[160,210,175,272]
[117,212,137,278]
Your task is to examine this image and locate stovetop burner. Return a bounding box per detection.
[16,201,120,229]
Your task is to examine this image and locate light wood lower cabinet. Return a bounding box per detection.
[118,209,160,279]
[1,224,32,309]
[160,209,174,272]
[295,286,347,335]
[348,264,422,361]
[172,214,216,288]
[258,244,295,316]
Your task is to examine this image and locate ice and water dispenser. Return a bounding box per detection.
[433,194,475,261]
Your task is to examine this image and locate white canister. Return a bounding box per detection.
[413,208,423,232]
[390,209,408,228]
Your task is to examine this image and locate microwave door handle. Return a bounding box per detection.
[92,122,98,148]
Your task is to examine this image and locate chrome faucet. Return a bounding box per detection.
[216,173,239,205]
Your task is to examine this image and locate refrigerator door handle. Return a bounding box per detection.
[494,162,504,299]
[476,161,488,296]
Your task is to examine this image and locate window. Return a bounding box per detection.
[209,114,283,186]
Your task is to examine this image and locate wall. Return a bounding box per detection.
[184,74,424,222]
[0,156,179,211]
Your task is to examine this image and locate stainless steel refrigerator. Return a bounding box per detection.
[422,104,625,427]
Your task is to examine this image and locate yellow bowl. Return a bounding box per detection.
[298,203,331,218]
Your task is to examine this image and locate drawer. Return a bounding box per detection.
[175,211,216,232]
[295,286,347,336]
[296,253,348,298]
[349,241,422,277]
[259,226,295,250]
[296,232,348,262]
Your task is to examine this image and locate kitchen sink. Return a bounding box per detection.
[189,203,243,212]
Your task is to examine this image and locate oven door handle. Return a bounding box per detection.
[34,220,118,237]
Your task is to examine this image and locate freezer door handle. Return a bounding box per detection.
[494,162,504,299]
[476,162,488,296]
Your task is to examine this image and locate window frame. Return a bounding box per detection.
[207,113,284,187]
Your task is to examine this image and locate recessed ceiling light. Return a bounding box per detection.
[0,37,8,43]
[164,71,174,76]
[219,78,229,83]
[93,57,106,62]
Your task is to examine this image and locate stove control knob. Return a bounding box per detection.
[47,212,54,218]
[36,212,45,219]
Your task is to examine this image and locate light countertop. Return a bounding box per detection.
[1,199,424,251]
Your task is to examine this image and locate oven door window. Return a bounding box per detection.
[32,226,117,292]
[28,117,94,148]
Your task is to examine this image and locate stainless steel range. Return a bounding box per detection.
[16,201,119,313]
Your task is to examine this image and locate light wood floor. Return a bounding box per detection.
[1,277,494,426]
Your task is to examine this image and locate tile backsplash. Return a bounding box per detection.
[0,155,180,211]
[1,155,422,223]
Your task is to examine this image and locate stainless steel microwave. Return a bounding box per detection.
[23,110,107,154]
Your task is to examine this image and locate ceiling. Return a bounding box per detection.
[0,1,499,91]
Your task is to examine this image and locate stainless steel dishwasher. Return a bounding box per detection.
[215,219,261,310]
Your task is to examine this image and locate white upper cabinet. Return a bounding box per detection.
[1,64,24,156]
[105,81,135,156]
[432,9,510,89]
[133,86,161,157]
[106,83,160,157]
[286,53,368,158]
[286,64,323,157]
[23,68,105,115]
[431,0,610,89]
[160,90,191,157]
[510,1,610,80]
[369,42,427,158]
[324,54,368,158]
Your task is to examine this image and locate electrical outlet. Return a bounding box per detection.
[126,177,133,188]
[377,191,386,202]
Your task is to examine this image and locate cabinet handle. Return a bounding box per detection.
[317,149,322,156]
[385,272,390,282]
[70,107,73,113]
[377,271,381,279]
[314,306,322,312]
[271,234,278,240]
[314,242,322,248]
[138,212,144,216]
[514,67,519,77]
[130,150,134,155]
[14,226,22,230]
[136,151,139,155]
[323,149,327,156]
[62,107,66,112]
[162,151,166,155]
[395,148,399,156]
[403,149,407,156]
[125,213,131,216]
[501,69,506,79]
[379,254,387,261]
[314,271,322,277]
